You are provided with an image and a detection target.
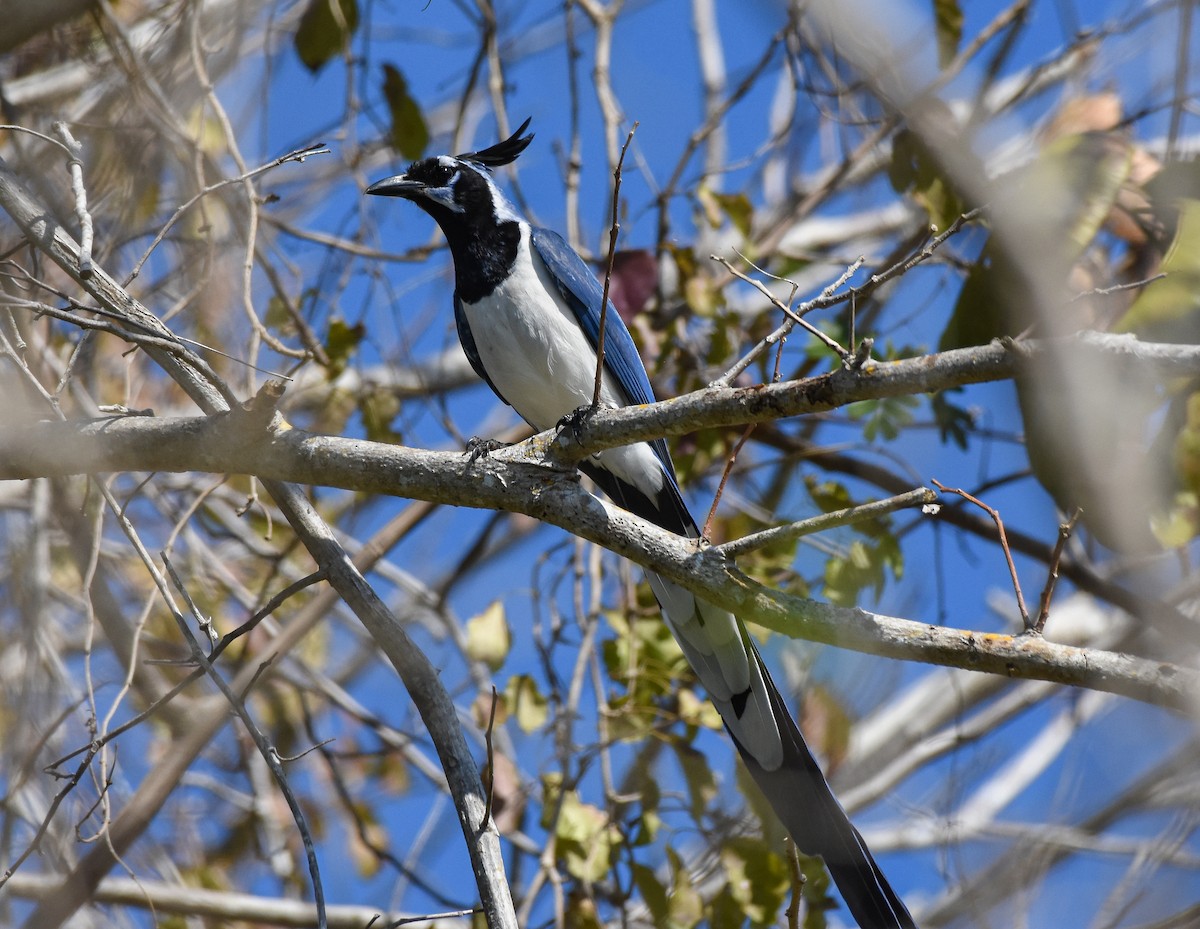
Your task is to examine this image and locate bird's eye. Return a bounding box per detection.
[404,160,457,188]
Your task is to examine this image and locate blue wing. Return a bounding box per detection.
[529,226,674,476]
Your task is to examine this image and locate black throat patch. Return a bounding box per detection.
[408,166,521,304]
[444,214,521,304]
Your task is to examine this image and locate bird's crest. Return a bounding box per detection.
[459,118,534,169]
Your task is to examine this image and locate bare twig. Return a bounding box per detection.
[716,487,938,558]
[702,423,755,539]
[124,142,329,286]
[1069,273,1167,303]
[163,554,328,929]
[713,207,983,387]
[0,744,98,889]
[1034,509,1081,634]
[932,478,1029,627]
[389,909,484,928]
[481,685,499,831]
[844,208,982,302]
[591,122,638,408]
[784,839,805,929]
[51,123,93,279]
[711,255,860,386]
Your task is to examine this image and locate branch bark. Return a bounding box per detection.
[1,407,1193,711]
[3,871,455,929]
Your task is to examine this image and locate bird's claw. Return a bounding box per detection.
[465,436,509,463]
[556,403,599,443]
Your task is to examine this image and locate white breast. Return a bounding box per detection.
[460,231,666,498]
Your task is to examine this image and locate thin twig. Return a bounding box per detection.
[163,554,328,929]
[715,487,938,558]
[843,207,982,304]
[51,123,93,279]
[1034,509,1081,633]
[591,122,638,408]
[711,254,860,386]
[481,685,499,831]
[702,424,755,540]
[124,142,329,286]
[932,478,1029,627]
[1069,273,1167,303]
[210,570,328,660]
[1,745,98,888]
[784,838,805,929]
[712,207,983,388]
[0,125,74,156]
[388,908,484,928]
[273,739,336,764]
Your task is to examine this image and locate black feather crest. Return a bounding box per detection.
[459,118,534,169]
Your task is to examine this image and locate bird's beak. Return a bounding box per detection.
[365,175,424,198]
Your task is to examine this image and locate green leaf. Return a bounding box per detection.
[465,601,510,671]
[847,394,919,442]
[324,317,364,379]
[552,790,620,882]
[824,538,894,605]
[1148,389,1200,547]
[888,127,966,232]
[807,479,852,514]
[632,808,662,847]
[720,837,789,926]
[672,742,717,820]
[602,607,688,706]
[667,243,723,316]
[381,64,429,160]
[931,388,974,450]
[360,387,401,444]
[565,898,603,929]
[932,0,963,69]
[632,863,670,925]
[709,886,747,929]
[1115,198,1200,342]
[294,0,359,73]
[677,687,723,732]
[698,185,755,238]
[667,848,705,928]
[263,295,294,333]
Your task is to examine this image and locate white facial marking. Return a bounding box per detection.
[424,185,465,213]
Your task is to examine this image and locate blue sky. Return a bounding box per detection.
[38,0,1195,926]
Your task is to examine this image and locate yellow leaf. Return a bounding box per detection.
[1116,199,1200,341]
[465,601,510,671]
[677,688,722,731]
[505,674,548,734]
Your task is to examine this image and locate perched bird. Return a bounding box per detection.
[366,120,917,929]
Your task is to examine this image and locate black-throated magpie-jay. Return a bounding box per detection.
[366,120,917,929]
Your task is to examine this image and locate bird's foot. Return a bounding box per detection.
[465,436,510,463]
[555,403,599,443]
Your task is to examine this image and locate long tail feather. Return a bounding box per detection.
[735,649,918,929]
[582,458,918,927]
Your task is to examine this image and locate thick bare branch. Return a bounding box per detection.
[0,409,1192,711]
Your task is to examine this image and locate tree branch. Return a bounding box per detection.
[1,409,1192,711]
[3,871,449,929]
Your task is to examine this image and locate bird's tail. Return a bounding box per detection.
[582,465,916,926]
[646,569,916,929]
[733,645,918,929]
